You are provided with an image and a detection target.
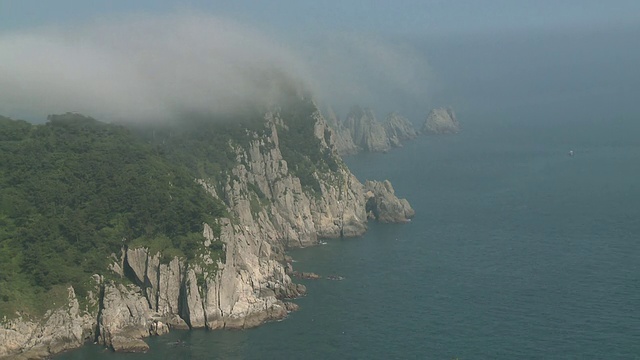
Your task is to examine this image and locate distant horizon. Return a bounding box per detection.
[1,1,639,125]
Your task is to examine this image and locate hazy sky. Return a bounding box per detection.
[1,1,639,122]
[3,0,639,35]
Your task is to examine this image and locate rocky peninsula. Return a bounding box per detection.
[326,106,459,156]
[0,97,414,359]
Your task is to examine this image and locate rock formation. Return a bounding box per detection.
[326,107,419,155]
[383,112,418,147]
[0,286,98,359]
[0,99,414,358]
[343,106,391,153]
[324,107,359,156]
[364,180,415,223]
[422,107,460,134]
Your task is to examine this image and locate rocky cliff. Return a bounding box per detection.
[364,180,415,223]
[0,99,413,359]
[343,106,391,153]
[422,107,460,134]
[383,112,418,147]
[327,107,419,155]
[324,107,359,156]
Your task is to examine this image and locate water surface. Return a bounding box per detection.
[59,114,640,359]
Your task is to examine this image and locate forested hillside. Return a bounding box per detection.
[0,113,227,317]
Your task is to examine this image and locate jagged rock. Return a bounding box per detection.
[291,271,321,280]
[324,107,359,156]
[110,335,149,353]
[98,282,153,352]
[364,180,415,223]
[1,97,415,358]
[180,268,206,328]
[343,106,391,152]
[284,302,300,312]
[0,286,97,359]
[384,112,418,147]
[422,107,460,134]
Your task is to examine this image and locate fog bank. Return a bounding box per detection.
[0,13,430,122]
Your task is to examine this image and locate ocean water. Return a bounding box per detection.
[57,112,640,359]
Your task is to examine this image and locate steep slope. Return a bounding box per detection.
[422,107,460,134]
[383,112,419,147]
[0,96,413,358]
[343,106,391,153]
[324,107,359,156]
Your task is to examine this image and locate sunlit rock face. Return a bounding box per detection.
[0,99,415,359]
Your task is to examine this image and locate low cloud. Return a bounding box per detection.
[0,13,430,122]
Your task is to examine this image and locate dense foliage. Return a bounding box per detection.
[0,94,336,318]
[0,113,226,317]
[277,96,340,193]
[134,111,268,182]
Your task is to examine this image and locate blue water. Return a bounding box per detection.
[58,113,640,359]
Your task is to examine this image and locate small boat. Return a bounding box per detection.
[568,150,574,156]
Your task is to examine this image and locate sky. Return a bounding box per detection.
[1,0,639,122]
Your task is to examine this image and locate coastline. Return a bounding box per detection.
[1,108,415,360]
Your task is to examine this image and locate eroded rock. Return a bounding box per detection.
[422,107,460,134]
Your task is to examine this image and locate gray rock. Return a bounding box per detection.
[364,180,415,223]
[110,335,149,353]
[284,302,300,312]
[0,286,97,359]
[324,107,359,156]
[422,107,460,134]
[2,97,416,358]
[384,112,418,147]
[343,106,391,152]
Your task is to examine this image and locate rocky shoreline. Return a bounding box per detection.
[326,106,460,155]
[0,104,415,359]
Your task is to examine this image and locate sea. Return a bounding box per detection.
[57,105,640,359]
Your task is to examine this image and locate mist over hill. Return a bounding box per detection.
[0,13,431,123]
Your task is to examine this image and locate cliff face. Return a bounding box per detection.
[328,107,419,155]
[422,108,460,134]
[343,106,391,153]
[324,108,359,156]
[364,180,415,223]
[383,112,418,147]
[0,100,412,359]
[0,287,98,359]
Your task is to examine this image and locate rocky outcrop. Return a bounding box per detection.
[0,286,98,359]
[0,98,414,359]
[326,107,419,154]
[98,281,156,353]
[384,112,418,147]
[364,180,415,223]
[324,107,359,156]
[343,106,391,153]
[422,107,460,134]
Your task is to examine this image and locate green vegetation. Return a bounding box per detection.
[277,96,341,194]
[0,113,226,317]
[135,111,269,182]
[0,94,340,319]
